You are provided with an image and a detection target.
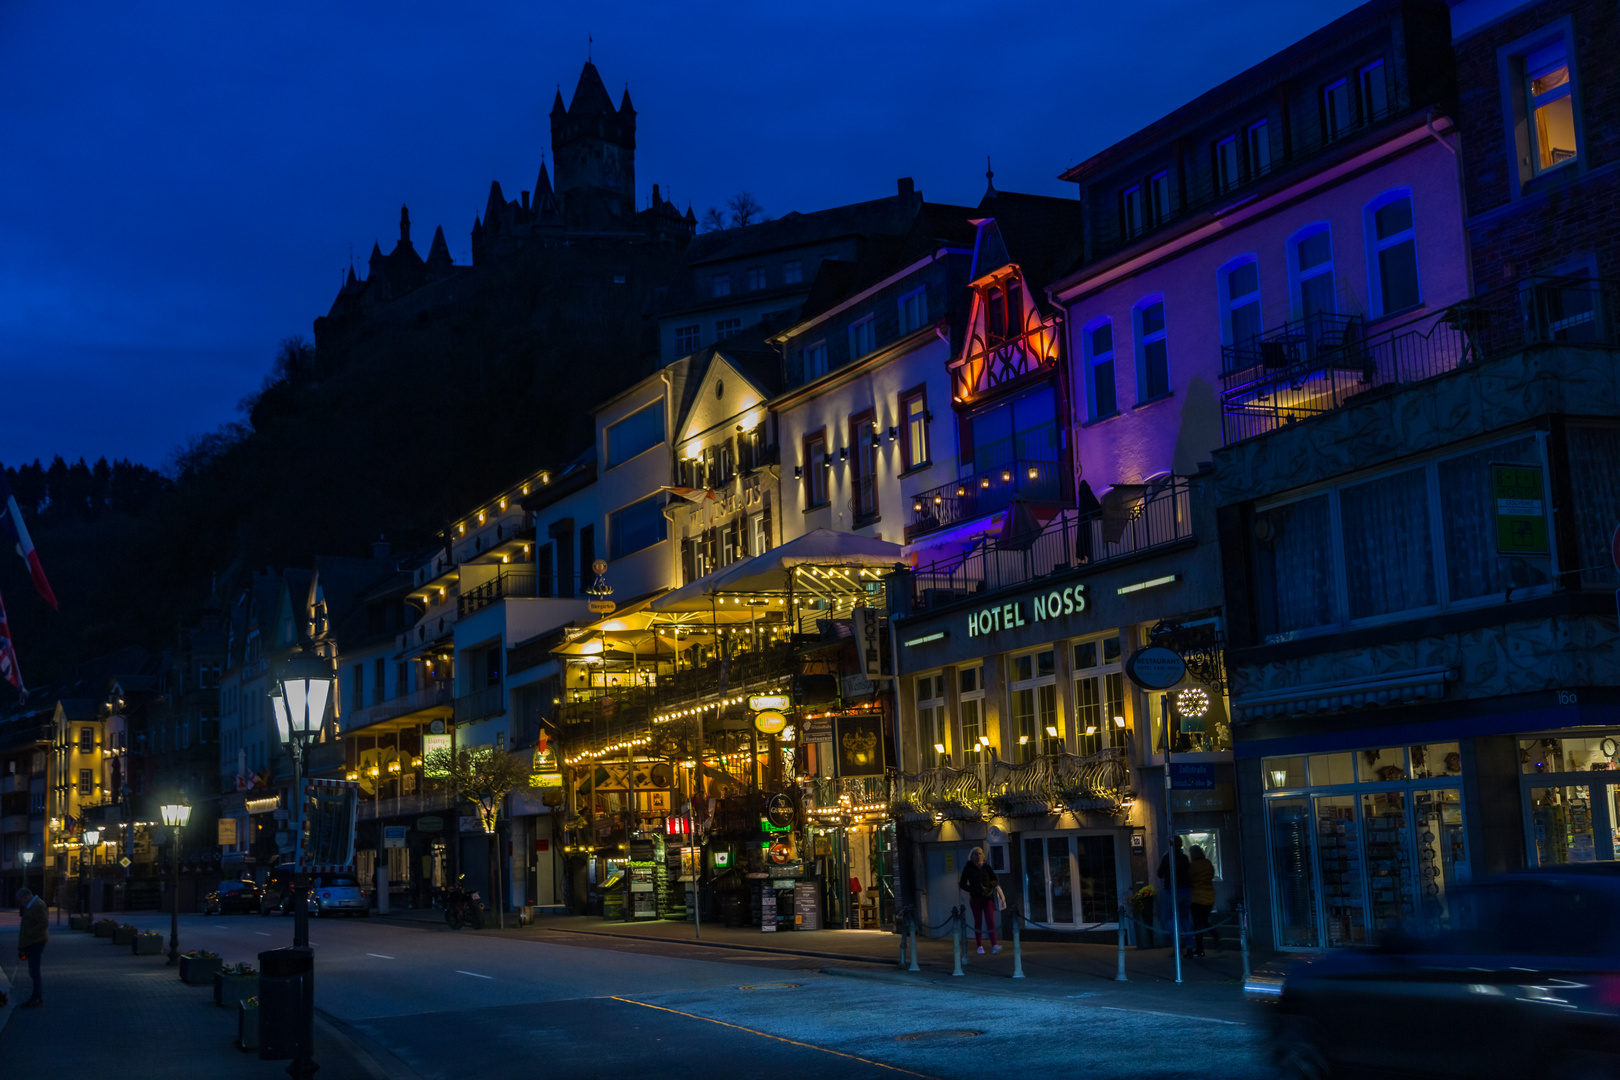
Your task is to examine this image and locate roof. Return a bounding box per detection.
[970,190,1085,309]
[682,188,923,268]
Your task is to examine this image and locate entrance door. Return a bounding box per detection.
[1021,833,1119,928]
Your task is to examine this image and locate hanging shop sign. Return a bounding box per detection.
[852,607,887,680]
[965,584,1087,639]
[1124,645,1186,691]
[802,718,834,742]
[834,714,886,777]
[217,818,237,846]
[416,816,444,833]
[754,709,788,735]
[1492,463,1550,555]
[749,694,790,711]
[766,793,795,830]
[533,733,558,772]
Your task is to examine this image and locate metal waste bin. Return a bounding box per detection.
[258,947,313,1061]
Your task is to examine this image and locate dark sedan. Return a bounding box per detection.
[203,879,263,916]
[1249,866,1620,1079]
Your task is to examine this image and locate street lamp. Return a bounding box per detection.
[160,802,192,965]
[20,850,34,907]
[83,829,102,916]
[270,660,333,1080]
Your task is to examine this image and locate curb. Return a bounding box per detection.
[531,923,900,967]
[315,1007,425,1080]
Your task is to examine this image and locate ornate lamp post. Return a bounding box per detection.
[160,802,192,965]
[270,662,333,1080]
[83,828,101,914]
[20,850,33,897]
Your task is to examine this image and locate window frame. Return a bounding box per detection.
[714,317,743,341]
[1082,317,1117,421]
[607,493,669,561]
[805,340,829,380]
[747,265,767,291]
[783,260,803,285]
[1009,649,1061,761]
[1321,77,1352,142]
[959,665,988,764]
[1359,58,1389,122]
[711,272,731,298]
[1132,295,1171,404]
[1149,171,1172,224]
[1499,19,1584,195]
[605,402,666,470]
[1287,222,1337,323]
[1214,135,1240,194]
[1363,188,1421,319]
[849,408,878,522]
[1218,254,1263,351]
[1072,636,1127,756]
[916,672,948,769]
[802,429,830,509]
[1247,119,1272,178]
[1120,184,1145,239]
[897,287,928,334]
[848,314,876,360]
[899,385,930,472]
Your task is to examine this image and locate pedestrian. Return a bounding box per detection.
[958,847,1000,955]
[1156,836,1192,954]
[1188,845,1216,958]
[16,886,47,1008]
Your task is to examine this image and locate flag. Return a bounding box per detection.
[0,467,56,609]
[0,585,24,699]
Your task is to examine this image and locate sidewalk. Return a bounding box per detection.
[375,905,1262,1021]
[0,912,383,1078]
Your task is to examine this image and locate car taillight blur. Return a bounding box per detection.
[321,891,332,899]
[1593,973,1620,1008]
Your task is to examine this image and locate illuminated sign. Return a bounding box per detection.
[748,694,791,711]
[966,584,1087,638]
[422,734,452,776]
[753,709,787,735]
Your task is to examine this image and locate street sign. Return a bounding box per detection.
[383,826,408,849]
[1169,762,1216,790]
[1125,646,1186,690]
[118,856,131,868]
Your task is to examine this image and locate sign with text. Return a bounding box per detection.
[802,718,833,743]
[834,713,886,777]
[1169,762,1216,790]
[383,825,407,849]
[851,607,886,680]
[217,818,237,846]
[1492,463,1549,555]
[966,584,1087,639]
[1124,646,1186,691]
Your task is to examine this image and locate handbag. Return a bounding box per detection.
[993,885,1006,911]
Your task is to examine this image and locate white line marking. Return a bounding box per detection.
[367,953,395,960]
[1099,1006,1247,1025]
[455,970,493,980]
[255,932,271,937]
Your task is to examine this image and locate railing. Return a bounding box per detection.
[560,643,799,727]
[908,478,1193,612]
[454,684,505,725]
[1221,277,1620,444]
[888,746,1131,820]
[907,460,1063,541]
[345,681,454,732]
[356,788,455,822]
[458,569,538,617]
[1221,311,1363,374]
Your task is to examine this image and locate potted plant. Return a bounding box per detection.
[215,962,258,1007]
[179,948,222,985]
[112,923,137,946]
[132,930,163,955]
[93,918,118,938]
[1128,885,1157,948]
[69,913,92,931]
[237,997,259,1051]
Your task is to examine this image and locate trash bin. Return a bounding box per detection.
[257,947,313,1062]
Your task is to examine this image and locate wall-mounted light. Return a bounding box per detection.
[1044,726,1058,737]
[980,477,991,489]
[913,500,923,512]
[1018,735,1030,745]
[1085,724,1098,736]
[870,432,881,448]
[839,447,848,462]
[888,426,898,442]
[822,457,832,470]
[1027,466,1039,480]
[934,743,946,754]
[793,466,802,479]
[1113,715,1126,728]
[1001,469,1012,483]
[979,735,991,746]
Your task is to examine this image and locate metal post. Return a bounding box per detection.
[166,824,182,965]
[1162,692,1182,986]
[287,726,316,1080]
[907,913,920,972]
[897,909,908,968]
[1115,907,1128,982]
[1240,902,1251,982]
[1011,910,1024,979]
[950,907,964,976]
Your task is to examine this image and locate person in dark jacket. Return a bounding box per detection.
[1156,837,1192,954]
[958,847,1000,954]
[16,887,48,1008]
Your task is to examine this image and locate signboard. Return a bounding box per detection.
[422,733,451,775]
[753,709,787,735]
[966,584,1087,639]
[1124,646,1186,691]
[834,714,886,777]
[1169,762,1216,790]
[851,607,886,680]
[1492,464,1550,555]
[295,777,360,873]
[217,818,237,846]
[802,718,833,743]
[416,816,444,833]
[1171,783,1236,813]
[533,732,558,772]
[765,793,794,829]
[383,826,408,849]
[428,719,446,735]
[749,694,791,711]
[760,885,777,931]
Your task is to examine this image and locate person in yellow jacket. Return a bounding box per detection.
[1187,846,1216,958]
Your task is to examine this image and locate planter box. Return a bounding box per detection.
[93,919,117,938]
[69,914,92,931]
[238,1003,259,1051]
[132,933,163,956]
[179,954,222,985]
[112,924,137,946]
[215,972,258,1007]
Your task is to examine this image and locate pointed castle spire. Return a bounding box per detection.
[984,156,997,199]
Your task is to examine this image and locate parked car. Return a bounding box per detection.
[203,880,263,916]
[311,873,368,918]
[1248,865,1620,1079]
[258,865,315,916]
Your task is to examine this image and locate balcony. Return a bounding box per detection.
[346,681,454,733]
[1221,278,1620,444]
[356,788,455,822]
[907,478,1193,612]
[458,568,538,618]
[907,460,1063,542]
[560,642,800,728]
[887,747,1131,821]
[454,684,505,725]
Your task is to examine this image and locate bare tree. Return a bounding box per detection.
[699,206,727,233]
[727,192,766,228]
[423,745,538,928]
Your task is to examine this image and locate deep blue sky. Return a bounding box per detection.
[0,0,1359,471]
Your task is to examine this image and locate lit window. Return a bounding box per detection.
[711,273,731,298]
[1010,649,1059,762]
[900,388,930,470]
[1526,41,1577,173]
[673,324,700,354]
[917,674,947,769]
[959,666,986,763]
[1365,190,1420,316]
[1134,298,1170,402]
[1085,319,1116,419]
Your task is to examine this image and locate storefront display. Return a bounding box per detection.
[1520,733,1620,865]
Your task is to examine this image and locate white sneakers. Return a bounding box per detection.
[976,946,984,954]
[993,944,1002,954]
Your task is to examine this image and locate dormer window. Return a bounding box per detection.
[986,286,1007,341]
[712,273,731,298]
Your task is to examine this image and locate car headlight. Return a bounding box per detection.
[1244,973,1286,1003]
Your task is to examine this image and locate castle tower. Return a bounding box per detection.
[549,60,637,229]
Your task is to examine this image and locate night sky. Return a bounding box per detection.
[0,0,1359,471]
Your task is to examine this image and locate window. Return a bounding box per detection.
[1365,190,1420,316]
[899,387,929,470]
[714,317,742,341]
[1133,296,1170,402]
[1074,637,1127,756]
[1010,649,1060,761]
[750,513,767,556]
[850,410,878,521]
[747,266,767,290]
[1150,172,1171,223]
[1288,224,1336,324]
[674,324,701,354]
[959,666,987,763]
[1120,185,1144,238]
[848,315,875,359]
[1214,136,1240,193]
[1525,40,1577,174]
[1322,78,1352,141]
[898,288,927,334]
[1083,318,1116,419]
[374,658,386,704]
[1247,120,1272,177]
[1220,256,1263,350]
[985,285,1007,341]
[805,341,829,380]
[608,495,667,560]
[783,260,803,284]
[579,524,595,575]
[803,431,829,508]
[606,403,665,468]
[1359,59,1388,120]
[711,273,731,298]
[917,674,947,768]
[79,727,94,754]
[1254,436,1551,640]
[352,664,365,714]
[79,769,92,796]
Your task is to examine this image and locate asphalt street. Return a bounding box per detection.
[12,911,1268,1079]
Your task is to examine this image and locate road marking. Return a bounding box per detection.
[607,997,941,1077]
[456,970,493,980]
[366,953,394,960]
[1099,1005,1247,1025]
[255,932,272,937]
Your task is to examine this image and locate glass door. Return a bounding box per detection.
[1022,833,1120,928]
[1412,789,1467,929]
[1360,791,1417,935]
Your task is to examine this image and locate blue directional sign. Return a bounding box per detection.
[1169,762,1215,790]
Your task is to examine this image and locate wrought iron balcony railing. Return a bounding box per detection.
[907,460,1063,541]
[886,747,1131,821]
[458,569,538,617]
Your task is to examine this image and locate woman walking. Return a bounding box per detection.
[1187,845,1216,958]
[958,847,1000,954]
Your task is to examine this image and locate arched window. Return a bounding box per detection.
[1082,317,1117,420]
[1287,223,1336,326]
[1364,189,1420,317]
[1218,255,1263,353]
[1132,295,1170,402]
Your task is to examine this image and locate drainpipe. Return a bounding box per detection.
[1426,109,1473,297]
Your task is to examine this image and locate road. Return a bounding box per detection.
[56,910,1269,1079]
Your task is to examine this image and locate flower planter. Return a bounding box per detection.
[132,933,163,956]
[112,924,137,947]
[215,972,258,1007]
[237,1003,259,1051]
[93,919,118,938]
[69,914,92,932]
[179,954,222,985]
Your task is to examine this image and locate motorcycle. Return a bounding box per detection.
[443,875,485,930]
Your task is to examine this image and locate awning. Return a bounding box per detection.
[1232,665,1455,723]
[651,529,904,612]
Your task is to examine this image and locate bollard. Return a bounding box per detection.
[1115,909,1128,982]
[897,910,908,969]
[908,914,921,973]
[959,907,969,966]
[951,907,964,976]
[1239,902,1251,982]
[1011,911,1025,979]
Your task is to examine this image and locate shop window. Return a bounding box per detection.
[1356,747,1409,784]
[1520,736,1616,775]
[1010,649,1059,761]
[1264,756,1307,790]
[916,674,947,769]
[959,666,986,763]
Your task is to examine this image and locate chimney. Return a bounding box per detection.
[897,177,915,202]
[371,536,392,560]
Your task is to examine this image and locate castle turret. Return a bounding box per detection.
[550,60,636,229]
[425,225,454,281]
